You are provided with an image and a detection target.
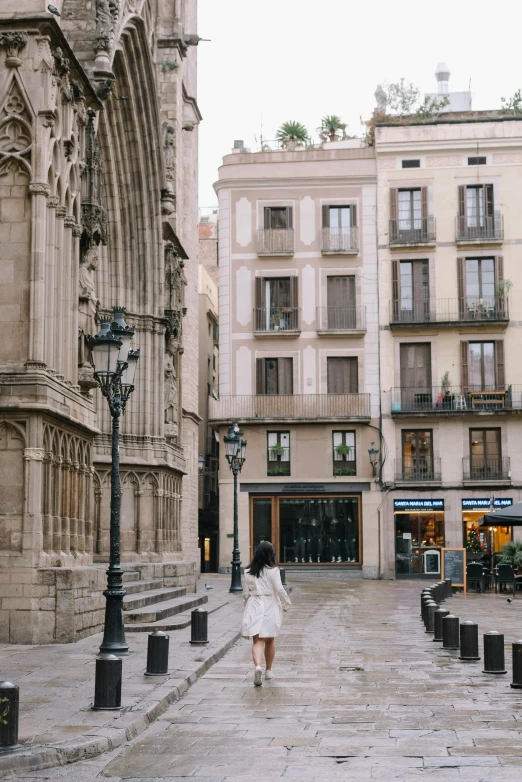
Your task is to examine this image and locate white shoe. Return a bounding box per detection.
[254,666,263,686]
[265,670,274,680]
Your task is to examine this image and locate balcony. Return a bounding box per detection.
[208,393,372,425]
[390,386,522,415]
[389,297,509,329]
[256,229,294,256]
[317,306,366,336]
[395,458,442,484]
[456,214,504,244]
[267,447,291,476]
[333,461,356,477]
[389,217,436,247]
[253,307,300,336]
[462,456,510,483]
[321,227,358,254]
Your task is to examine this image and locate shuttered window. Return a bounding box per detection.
[256,358,293,394]
[264,206,293,229]
[327,357,358,393]
[463,341,505,390]
[322,205,357,228]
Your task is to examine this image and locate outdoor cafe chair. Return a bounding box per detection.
[495,563,518,596]
[467,562,485,592]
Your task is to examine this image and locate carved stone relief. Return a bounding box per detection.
[0,32,28,68]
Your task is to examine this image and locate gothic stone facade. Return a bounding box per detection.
[0,0,200,644]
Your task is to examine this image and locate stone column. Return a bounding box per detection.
[28,183,50,367]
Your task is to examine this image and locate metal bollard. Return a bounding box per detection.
[442,615,460,650]
[145,630,170,676]
[459,621,480,661]
[92,654,122,711]
[425,601,438,634]
[421,593,433,623]
[190,608,209,645]
[444,579,452,598]
[483,631,506,674]
[433,607,449,642]
[437,582,446,603]
[280,567,286,586]
[510,640,522,689]
[0,681,19,749]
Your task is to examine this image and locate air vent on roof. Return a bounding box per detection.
[402,160,420,169]
[468,156,486,165]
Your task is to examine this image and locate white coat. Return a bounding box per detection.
[241,566,291,640]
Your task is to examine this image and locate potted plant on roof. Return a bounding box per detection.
[276,121,309,150]
[319,114,347,142]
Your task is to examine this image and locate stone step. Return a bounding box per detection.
[125,598,230,632]
[124,593,208,625]
[123,586,187,612]
[122,571,141,583]
[123,579,165,596]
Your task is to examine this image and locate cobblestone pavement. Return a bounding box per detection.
[5,577,522,781]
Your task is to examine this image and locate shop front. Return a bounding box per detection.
[462,498,513,557]
[250,489,362,566]
[394,498,445,577]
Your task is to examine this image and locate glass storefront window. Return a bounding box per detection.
[279,497,360,564]
[252,497,273,550]
[462,511,512,556]
[395,512,445,575]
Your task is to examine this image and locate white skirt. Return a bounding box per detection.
[241,594,283,639]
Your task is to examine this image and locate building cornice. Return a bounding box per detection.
[213,175,377,193]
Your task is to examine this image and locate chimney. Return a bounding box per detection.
[435,62,450,95]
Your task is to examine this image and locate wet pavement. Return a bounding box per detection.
[4,576,522,781]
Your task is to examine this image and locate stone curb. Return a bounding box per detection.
[0,628,241,778]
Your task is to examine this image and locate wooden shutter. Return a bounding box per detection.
[495,255,504,313]
[391,260,399,318]
[458,185,466,235]
[350,204,357,227]
[322,204,329,228]
[495,340,505,389]
[256,358,265,394]
[286,206,293,229]
[460,341,469,392]
[279,358,293,394]
[484,184,494,217]
[290,276,298,329]
[255,277,265,330]
[457,257,465,317]
[421,186,428,220]
[348,358,358,393]
[327,358,339,393]
[390,188,398,220]
[264,207,270,229]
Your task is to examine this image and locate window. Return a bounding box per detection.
[392,260,429,322]
[398,189,422,231]
[402,430,434,479]
[332,431,356,476]
[402,159,420,168]
[326,276,356,329]
[267,431,290,476]
[278,496,360,563]
[399,343,432,388]
[469,342,496,389]
[468,156,486,166]
[465,258,495,303]
[459,184,493,228]
[469,429,502,478]
[390,187,431,243]
[255,277,298,331]
[321,205,358,251]
[323,205,356,228]
[264,206,292,230]
[327,357,358,393]
[256,357,293,395]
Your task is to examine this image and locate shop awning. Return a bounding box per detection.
[480,501,522,526]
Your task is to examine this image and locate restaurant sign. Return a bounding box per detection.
[394,499,444,510]
[461,498,513,509]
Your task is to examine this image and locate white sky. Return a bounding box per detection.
[197,0,521,211]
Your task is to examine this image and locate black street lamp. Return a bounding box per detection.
[89,307,139,656]
[223,422,247,593]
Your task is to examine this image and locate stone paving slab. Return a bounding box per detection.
[4,578,522,781]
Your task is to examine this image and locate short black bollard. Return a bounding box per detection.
[442,615,460,650]
[510,640,522,689]
[483,631,507,674]
[421,593,433,623]
[190,607,209,645]
[420,590,430,616]
[280,567,286,586]
[433,607,449,642]
[437,582,446,603]
[459,621,480,661]
[444,579,452,598]
[92,654,122,711]
[145,630,170,676]
[0,681,19,749]
[425,601,438,634]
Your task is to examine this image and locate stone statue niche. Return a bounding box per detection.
[164,353,179,442]
[78,241,100,393]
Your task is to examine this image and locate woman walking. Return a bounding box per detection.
[241,541,291,686]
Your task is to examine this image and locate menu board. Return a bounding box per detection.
[441,548,466,592]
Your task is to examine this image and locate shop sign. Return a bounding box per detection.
[281,484,326,492]
[461,498,513,509]
[394,499,444,510]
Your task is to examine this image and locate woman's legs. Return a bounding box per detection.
[264,637,275,671]
[252,635,264,667]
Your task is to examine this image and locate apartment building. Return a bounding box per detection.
[376,110,522,579]
[212,143,382,578]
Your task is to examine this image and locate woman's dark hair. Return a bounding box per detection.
[247,541,276,578]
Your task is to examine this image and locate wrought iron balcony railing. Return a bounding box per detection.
[267,447,291,476]
[390,385,521,414]
[389,217,436,245]
[253,307,300,333]
[317,306,366,332]
[209,393,372,424]
[456,214,504,242]
[256,229,294,255]
[321,226,359,253]
[390,297,509,326]
[395,458,442,483]
[462,456,510,482]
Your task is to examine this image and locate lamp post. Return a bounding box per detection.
[89,307,139,655]
[368,441,380,477]
[223,422,247,593]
